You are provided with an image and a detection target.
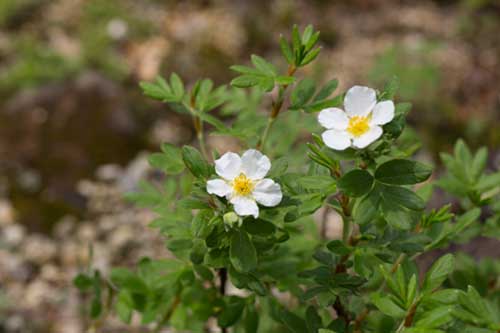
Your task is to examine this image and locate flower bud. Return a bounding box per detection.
[223,212,241,228]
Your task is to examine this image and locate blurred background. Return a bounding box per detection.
[0,0,499,332]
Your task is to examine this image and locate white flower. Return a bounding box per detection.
[318,85,395,150]
[206,149,282,218]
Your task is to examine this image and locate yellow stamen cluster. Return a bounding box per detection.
[233,173,254,196]
[347,116,370,137]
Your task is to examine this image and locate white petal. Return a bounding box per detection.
[207,179,232,197]
[318,108,349,130]
[371,100,395,125]
[352,126,383,149]
[322,129,351,151]
[230,196,259,218]
[215,152,241,180]
[240,149,271,180]
[253,179,282,207]
[344,86,377,117]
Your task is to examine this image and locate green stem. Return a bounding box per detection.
[88,283,115,333]
[187,100,209,160]
[342,216,351,244]
[256,65,296,151]
[153,294,181,333]
[258,116,275,151]
[197,122,209,160]
[396,300,418,333]
[218,268,228,333]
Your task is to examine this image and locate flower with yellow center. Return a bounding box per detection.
[232,173,254,196]
[206,149,282,218]
[318,86,395,150]
[347,115,371,137]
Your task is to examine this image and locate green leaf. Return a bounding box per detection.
[230,229,257,273]
[371,293,406,318]
[476,172,500,192]
[148,143,185,175]
[453,208,480,234]
[300,47,321,66]
[166,238,194,252]
[381,185,426,211]
[110,268,149,294]
[169,73,184,99]
[275,76,296,85]
[258,76,275,92]
[353,190,380,225]
[379,265,403,299]
[314,78,339,102]
[181,146,211,178]
[375,159,433,185]
[395,102,412,116]
[306,306,323,333]
[456,285,498,325]
[280,308,308,333]
[280,35,294,64]
[194,264,214,281]
[423,289,460,305]
[471,147,488,180]
[291,78,316,107]
[140,76,177,102]
[407,274,418,306]
[414,306,454,328]
[194,79,214,111]
[404,329,445,333]
[244,304,259,333]
[218,296,246,328]
[381,76,399,100]
[115,291,133,324]
[230,65,261,75]
[422,254,455,292]
[382,204,413,230]
[251,54,277,76]
[231,75,260,88]
[327,240,352,256]
[292,25,301,52]
[301,25,314,44]
[268,157,288,178]
[305,31,320,52]
[338,169,374,197]
[190,239,206,264]
[90,296,102,318]
[297,175,336,192]
[73,273,93,291]
[243,219,276,236]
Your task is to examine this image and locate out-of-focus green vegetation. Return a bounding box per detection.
[0,35,80,93]
[0,0,157,94]
[369,42,441,107]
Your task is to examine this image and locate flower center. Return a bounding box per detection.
[347,116,370,137]
[233,173,254,196]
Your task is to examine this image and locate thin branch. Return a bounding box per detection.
[218,268,228,333]
[256,65,296,150]
[153,294,181,333]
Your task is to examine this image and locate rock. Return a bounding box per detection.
[0,199,16,225]
[118,152,151,192]
[22,235,57,264]
[95,164,124,183]
[2,224,25,247]
[149,118,191,146]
